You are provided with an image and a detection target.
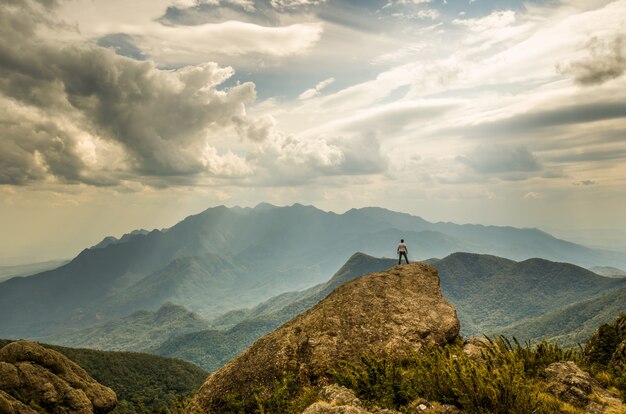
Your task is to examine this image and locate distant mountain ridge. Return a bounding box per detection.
[2,203,625,339]
[45,302,211,351]
[154,252,626,370]
[91,229,150,249]
[433,252,626,336]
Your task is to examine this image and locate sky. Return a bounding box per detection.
[1,0,626,264]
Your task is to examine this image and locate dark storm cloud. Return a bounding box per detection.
[0,0,264,186]
[558,35,626,86]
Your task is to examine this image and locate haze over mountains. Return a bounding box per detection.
[42,252,626,372]
[1,203,624,343]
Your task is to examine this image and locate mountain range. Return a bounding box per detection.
[1,203,625,341]
[43,252,626,372]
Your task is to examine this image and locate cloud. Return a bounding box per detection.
[110,20,323,67]
[524,192,542,199]
[250,132,388,186]
[557,35,626,85]
[298,77,335,100]
[457,145,542,180]
[270,0,327,11]
[452,10,516,33]
[0,0,269,186]
[574,180,598,186]
[59,0,324,68]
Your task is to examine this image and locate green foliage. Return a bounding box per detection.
[584,323,621,367]
[582,314,626,401]
[213,373,318,414]
[330,354,408,408]
[331,337,581,414]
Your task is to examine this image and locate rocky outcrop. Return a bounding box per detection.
[461,337,494,361]
[188,263,460,413]
[0,341,116,413]
[301,386,460,414]
[544,361,624,414]
[302,385,369,414]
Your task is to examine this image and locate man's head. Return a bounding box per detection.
[401,239,404,243]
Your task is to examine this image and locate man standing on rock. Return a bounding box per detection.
[397,239,409,264]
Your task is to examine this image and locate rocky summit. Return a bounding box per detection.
[188,263,460,413]
[0,341,116,414]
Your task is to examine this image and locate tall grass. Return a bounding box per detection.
[331,337,583,413]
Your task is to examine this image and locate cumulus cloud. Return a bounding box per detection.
[250,132,388,185]
[0,0,270,186]
[557,35,626,85]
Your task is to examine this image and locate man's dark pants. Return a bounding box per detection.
[398,252,409,264]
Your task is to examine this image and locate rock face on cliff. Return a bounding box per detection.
[0,341,116,414]
[188,263,460,413]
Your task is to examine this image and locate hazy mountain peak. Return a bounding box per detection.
[91,229,150,250]
[253,202,278,211]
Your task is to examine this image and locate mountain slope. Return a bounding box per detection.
[590,266,626,278]
[2,203,624,339]
[152,253,397,371]
[432,252,626,336]
[44,303,211,352]
[493,286,626,347]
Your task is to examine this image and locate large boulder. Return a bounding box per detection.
[188,263,460,413]
[544,361,624,414]
[0,341,116,413]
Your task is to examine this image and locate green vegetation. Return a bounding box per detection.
[330,337,581,413]
[434,253,626,337]
[0,339,208,414]
[493,287,626,347]
[583,314,626,400]
[46,302,211,352]
[191,336,596,413]
[197,373,318,414]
